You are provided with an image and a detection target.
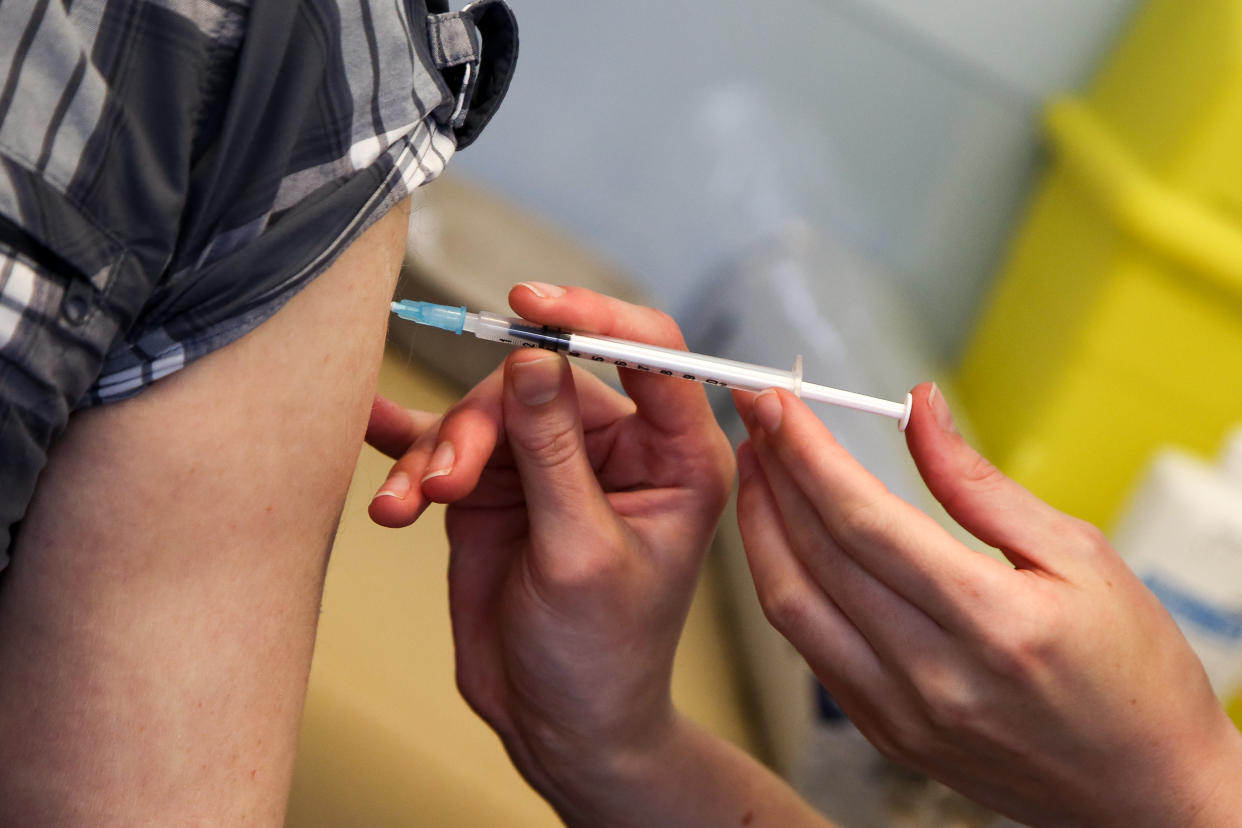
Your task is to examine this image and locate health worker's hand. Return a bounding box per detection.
[366,285,737,822]
[734,383,1242,828]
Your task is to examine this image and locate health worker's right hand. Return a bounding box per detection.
[369,285,753,824]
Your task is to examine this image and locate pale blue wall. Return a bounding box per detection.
[454,0,1138,361]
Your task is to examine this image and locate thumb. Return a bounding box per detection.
[905,382,1089,571]
[502,349,616,547]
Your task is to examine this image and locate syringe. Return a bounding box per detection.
[391,299,913,430]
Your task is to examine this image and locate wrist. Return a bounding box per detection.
[520,707,687,827]
[1178,720,1242,828]
[1094,711,1242,828]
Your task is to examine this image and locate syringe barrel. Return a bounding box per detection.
[408,306,909,429]
[565,332,911,429]
[471,312,572,351]
[565,332,794,392]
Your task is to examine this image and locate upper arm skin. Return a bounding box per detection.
[0,199,410,826]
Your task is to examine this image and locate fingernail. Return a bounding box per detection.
[511,354,563,406]
[928,383,956,433]
[753,390,782,433]
[421,441,455,483]
[374,471,411,501]
[518,281,566,298]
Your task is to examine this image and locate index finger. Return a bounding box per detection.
[742,388,1012,625]
[507,283,714,436]
[365,394,442,459]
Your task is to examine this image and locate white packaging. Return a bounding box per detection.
[1112,438,1242,700]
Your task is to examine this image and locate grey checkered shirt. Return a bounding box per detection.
[0,0,517,561]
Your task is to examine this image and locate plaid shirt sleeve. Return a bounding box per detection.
[0,0,517,563]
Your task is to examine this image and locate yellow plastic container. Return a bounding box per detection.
[956,0,1242,529]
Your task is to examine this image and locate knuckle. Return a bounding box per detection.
[676,435,735,502]
[979,606,1060,681]
[454,667,480,709]
[909,669,980,735]
[860,721,901,761]
[940,454,1008,513]
[865,715,927,766]
[530,527,633,596]
[758,583,815,641]
[835,495,891,547]
[961,453,1005,487]
[647,308,683,342]
[922,688,976,736]
[1066,518,1111,559]
[513,420,582,470]
[700,438,739,510]
[546,547,626,593]
[454,666,502,729]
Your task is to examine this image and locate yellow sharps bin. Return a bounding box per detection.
[956,0,1242,530]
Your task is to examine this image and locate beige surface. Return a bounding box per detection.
[285,347,761,827]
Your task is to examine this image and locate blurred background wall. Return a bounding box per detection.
[450,0,1138,362]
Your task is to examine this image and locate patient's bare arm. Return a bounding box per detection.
[0,200,410,826]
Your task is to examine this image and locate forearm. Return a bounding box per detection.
[538,713,836,828]
[1190,734,1242,828]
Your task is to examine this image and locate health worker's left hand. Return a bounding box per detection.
[733,384,1242,828]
